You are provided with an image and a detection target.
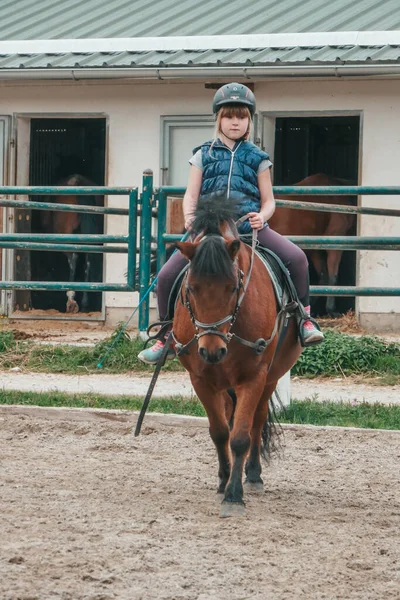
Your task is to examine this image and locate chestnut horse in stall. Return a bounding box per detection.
[270,173,357,317]
[173,197,302,517]
[41,174,103,313]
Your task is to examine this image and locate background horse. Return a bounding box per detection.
[271,173,357,317]
[173,198,302,517]
[40,174,103,313]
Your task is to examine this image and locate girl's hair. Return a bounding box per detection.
[213,105,252,141]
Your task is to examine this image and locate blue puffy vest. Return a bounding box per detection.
[193,139,270,234]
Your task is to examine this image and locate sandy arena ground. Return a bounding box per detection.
[0,407,399,600]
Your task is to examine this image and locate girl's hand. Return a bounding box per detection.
[247,212,264,231]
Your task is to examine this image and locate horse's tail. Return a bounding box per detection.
[260,390,284,462]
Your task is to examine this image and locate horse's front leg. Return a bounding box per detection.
[326,249,342,317]
[245,381,277,493]
[221,376,266,517]
[190,376,231,495]
[81,253,92,312]
[307,250,328,315]
[66,252,79,313]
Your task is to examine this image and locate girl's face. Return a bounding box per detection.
[219,113,249,144]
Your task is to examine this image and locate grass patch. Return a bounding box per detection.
[0,329,183,374]
[1,390,399,430]
[292,330,400,378]
[0,389,205,416]
[0,327,399,381]
[283,398,400,430]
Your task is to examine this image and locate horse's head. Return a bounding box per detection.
[176,194,243,364]
[177,234,241,364]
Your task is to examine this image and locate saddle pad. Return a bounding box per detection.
[238,234,294,309]
[253,246,288,309]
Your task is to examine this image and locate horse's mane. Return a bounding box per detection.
[190,196,239,280]
[191,195,238,237]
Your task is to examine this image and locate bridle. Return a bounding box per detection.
[172,225,286,356]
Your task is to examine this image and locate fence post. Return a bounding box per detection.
[156,189,167,274]
[127,188,138,290]
[139,169,153,334]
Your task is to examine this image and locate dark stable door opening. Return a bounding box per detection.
[273,116,360,316]
[15,118,106,315]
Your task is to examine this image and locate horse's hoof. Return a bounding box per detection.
[243,480,264,493]
[220,501,245,518]
[66,300,79,314]
[327,311,340,319]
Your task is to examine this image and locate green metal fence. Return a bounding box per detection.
[0,185,139,296]
[0,173,399,333]
[148,182,400,331]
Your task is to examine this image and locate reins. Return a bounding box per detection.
[172,219,286,356]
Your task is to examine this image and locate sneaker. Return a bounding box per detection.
[301,320,324,346]
[138,339,176,365]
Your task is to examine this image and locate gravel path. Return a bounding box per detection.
[0,370,398,405]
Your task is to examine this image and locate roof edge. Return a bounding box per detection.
[2,31,400,53]
[2,63,400,82]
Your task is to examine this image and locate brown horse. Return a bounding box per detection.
[41,174,103,313]
[173,198,302,517]
[270,173,357,316]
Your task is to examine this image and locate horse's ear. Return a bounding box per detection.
[226,239,240,261]
[176,241,199,261]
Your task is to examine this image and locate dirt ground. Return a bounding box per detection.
[0,408,399,600]
[3,317,114,344]
[4,310,400,345]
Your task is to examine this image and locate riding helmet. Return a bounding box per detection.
[212,82,256,117]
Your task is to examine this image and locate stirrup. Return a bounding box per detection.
[144,319,173,348]
[297,316,324,348]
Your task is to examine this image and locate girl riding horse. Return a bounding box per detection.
[139,82,324,364]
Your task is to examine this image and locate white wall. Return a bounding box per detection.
[256,79,400,328]
[0,77,399,328]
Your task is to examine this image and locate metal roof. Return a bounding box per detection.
[1,0,400,40]
[1,45,400,71]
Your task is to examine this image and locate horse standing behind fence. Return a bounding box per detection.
[270,173,357,317]
[172,197,302,517]
[40,174,103,313]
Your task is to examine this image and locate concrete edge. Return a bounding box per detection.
[1,404,399,435]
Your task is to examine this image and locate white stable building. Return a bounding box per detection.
[0,0,399,331]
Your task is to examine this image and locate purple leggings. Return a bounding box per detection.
[157,226,309,320]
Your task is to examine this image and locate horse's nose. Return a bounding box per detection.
[198,347,209,362]
[198,346,227,364]
[215,346,227,363]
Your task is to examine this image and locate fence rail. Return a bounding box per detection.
[0,185,139,294]
[0,177,398,331]
[151,183,400,331]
